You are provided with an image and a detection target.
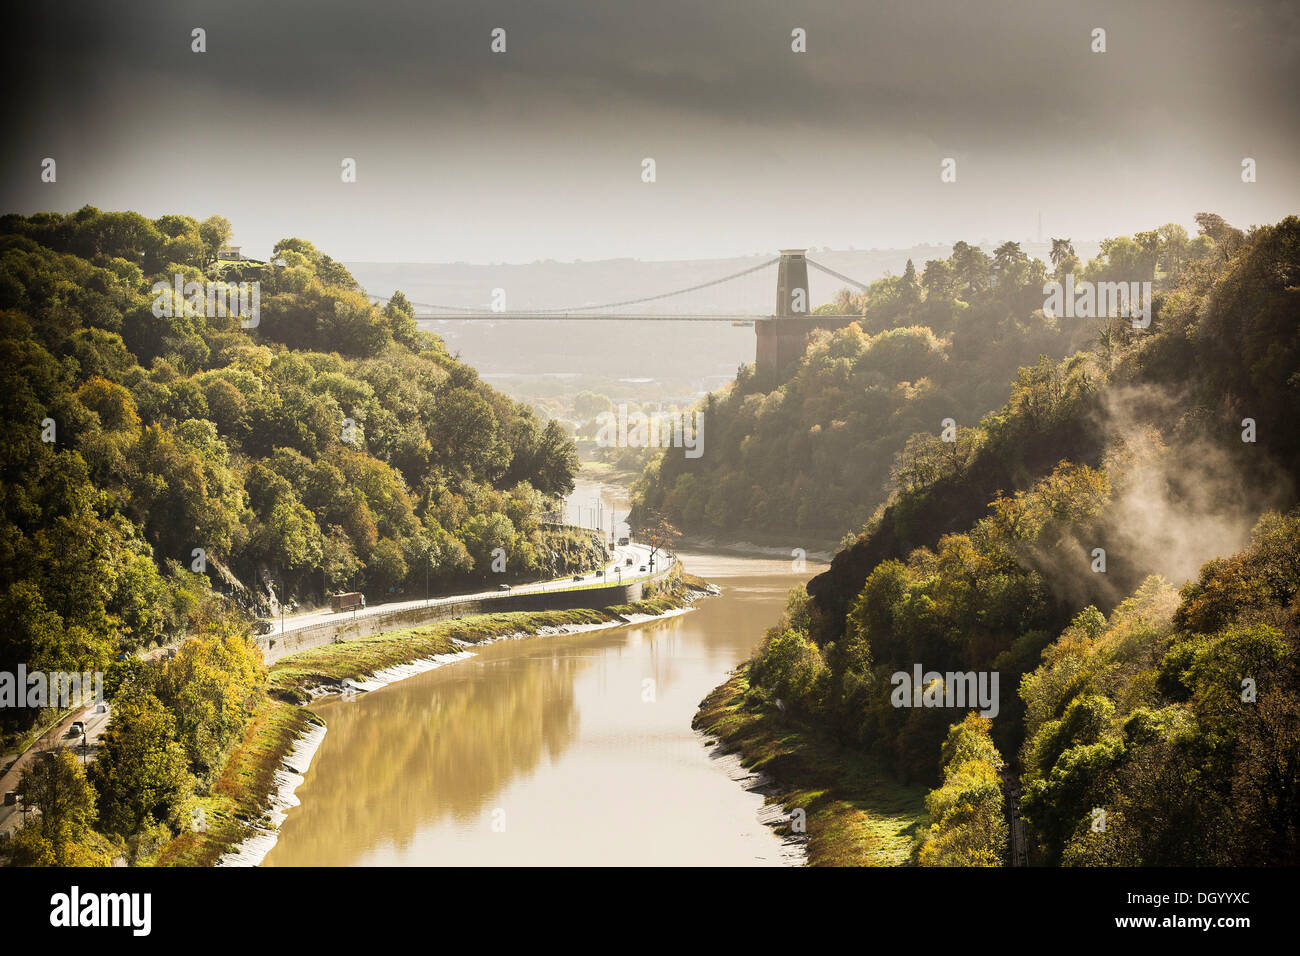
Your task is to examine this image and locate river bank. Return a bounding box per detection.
[264,551,808,866]
[161,571,716,867]
[693,666,927,866]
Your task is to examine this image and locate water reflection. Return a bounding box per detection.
[265,554,819,866]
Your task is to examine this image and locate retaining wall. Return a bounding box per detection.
[257,573,664,664]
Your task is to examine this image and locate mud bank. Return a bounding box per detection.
[215,576,716,866]
[217,721,328,867]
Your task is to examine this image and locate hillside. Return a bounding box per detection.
[632,229,1199,539]
[688,214,1300,864]
[0,207,590,739]
[344,243,1104,392]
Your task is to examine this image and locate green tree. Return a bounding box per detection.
[367,537,409,593]
[12,748,110,866]
[914,715,1007,866]
[199,215,233,262]
[89,691,192,837]
[574,391,613,419]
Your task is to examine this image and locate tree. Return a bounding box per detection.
[431,386,507,479]
[1194,212,1245,256]
[88,691,192,837]
[367,537,409,593]
[381,290,421,349]
[639,513,682,567]
[1049,237,1077,275]
[750,628,828,713]
[199,215,233,262]
[530,419,579,497]
[155,623,266,785]
[921,259,956,303]
[12,748,114,866]
[992,241,1026,282]
[129,422,244,560]
[890,431,974,493]
[1156,223,1190,279]
[914,715,1008,866]
[574,390,613,419]
[950,241,991,297]
[17,748,98,835]
[900,259,921,307]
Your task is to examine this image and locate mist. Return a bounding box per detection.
[1028,383,1293,610]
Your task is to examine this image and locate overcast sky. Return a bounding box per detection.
[3,0,1297,263]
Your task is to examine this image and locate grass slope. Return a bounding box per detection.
[154,574,712,865]
[694,667,926,866]
[153,700,318,867]
[268,608,620,702]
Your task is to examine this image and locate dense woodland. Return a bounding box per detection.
[0,208,596,863]
[634,226,1216,539]
[675,215,1300,865]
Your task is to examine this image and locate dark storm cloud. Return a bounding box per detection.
[13,1,1296,131]
[3,0,1298,261]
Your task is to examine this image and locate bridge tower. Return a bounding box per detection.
[775,248,810,317]
[755,249,853,377]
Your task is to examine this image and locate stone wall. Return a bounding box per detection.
[257,573,663,664]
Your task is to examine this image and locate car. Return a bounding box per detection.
[573,574,584,581]
[639,565,647,572]
[617,536,630,546]
[68,721,85,738]
[625,557,633,566]
[253,619,274,635]
[497,583,511,591]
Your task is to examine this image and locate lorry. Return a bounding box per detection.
[330,591,364,612]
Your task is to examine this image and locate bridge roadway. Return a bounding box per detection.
[370,249,870,372]
[405,312,858,322]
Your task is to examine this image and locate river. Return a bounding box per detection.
[262,549,822,866]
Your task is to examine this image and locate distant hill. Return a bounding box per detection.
[344,243,1101,387]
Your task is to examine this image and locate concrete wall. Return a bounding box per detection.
[257,574,662,665]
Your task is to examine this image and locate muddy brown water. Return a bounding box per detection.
[263,552,820,866]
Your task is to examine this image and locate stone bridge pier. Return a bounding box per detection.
[755,249,857,376]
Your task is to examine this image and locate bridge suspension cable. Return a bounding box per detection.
[804,257,872,291]
[369,257,781,315]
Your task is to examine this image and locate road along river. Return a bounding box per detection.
[263,550,823,866]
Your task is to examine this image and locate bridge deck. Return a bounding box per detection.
[409,313,861,321]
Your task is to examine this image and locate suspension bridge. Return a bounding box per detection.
[367,250,870,374]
